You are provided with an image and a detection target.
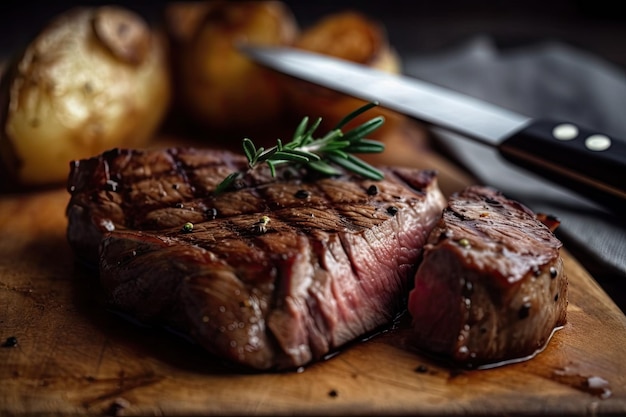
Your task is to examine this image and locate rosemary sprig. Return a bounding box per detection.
[215,102,385,193]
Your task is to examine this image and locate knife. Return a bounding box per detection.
[242,46,626,212]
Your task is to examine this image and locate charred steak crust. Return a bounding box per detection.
[408,185,568,368]
[66,147,447,370]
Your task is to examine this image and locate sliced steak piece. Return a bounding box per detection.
[66,147,446,371]
[407,185,568,368]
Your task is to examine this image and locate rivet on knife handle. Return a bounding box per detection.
[499,120,626,211]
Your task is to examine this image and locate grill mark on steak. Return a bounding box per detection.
[408,185,568,369]
[67,147,446,370]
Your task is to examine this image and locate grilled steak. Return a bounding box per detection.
[408,185,568,368]
[66,147,446,370]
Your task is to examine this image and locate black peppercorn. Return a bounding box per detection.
[367,184,378,196]
[386,206,398,215]
[518,302,531,319]
[206,207,218,220]
[105,398,130,417]
[295,189,310,199]
[2,336,18,348]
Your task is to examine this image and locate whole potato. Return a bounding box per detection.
[165,1,299,140]
[0,6,171,187]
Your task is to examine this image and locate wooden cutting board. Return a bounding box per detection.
[1,123,625,416]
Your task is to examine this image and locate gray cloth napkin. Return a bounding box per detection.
[403,36,626,279]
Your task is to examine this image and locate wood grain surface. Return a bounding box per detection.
[1,125,626,416]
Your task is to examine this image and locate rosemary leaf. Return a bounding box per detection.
[344,145,385,154]
[318,129,344,144]
[284,148,322,161]
[343,117,385,142]
[292,116,309,142]
[327,153,384,180]
[242,138,256,163]
[289,117,321,148]
[273,151,311,163]
[334,101,380,130]
[308,160,343,176]
[214,172,241,194]
[326,149,349,159]
[319,140,352,151]
[253,147,266,164]
[257,147,280,162]
[267,160,278,177]
[345,140,386,153]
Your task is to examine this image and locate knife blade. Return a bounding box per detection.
[242,45,626,212]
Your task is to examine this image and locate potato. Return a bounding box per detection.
[0,6,171,187]
[165,1,299,139]
[294,11,399,71]
[283,11,406,139]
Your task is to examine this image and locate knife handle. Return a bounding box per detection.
[499,120,626,211]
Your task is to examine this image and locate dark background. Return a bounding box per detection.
[1,0,626,71]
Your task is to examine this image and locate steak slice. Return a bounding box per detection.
[66,147,446,370]
[408,185,568,368]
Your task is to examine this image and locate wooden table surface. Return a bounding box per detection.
[1,123,625,416]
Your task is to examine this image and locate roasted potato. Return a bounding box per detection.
[0,6,171,187]
[283,11,406,139]
[165,0,299,140]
